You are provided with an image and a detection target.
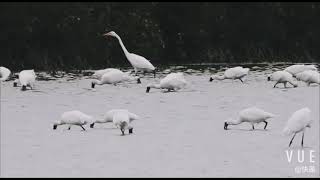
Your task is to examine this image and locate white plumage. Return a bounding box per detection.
[53,110,93,131]
[146,72,187,93]
[209,66,249,83]
[103,31,156,77]
[18,69,36,91]
[0,66,11,81]
[90,109,139,129]
[224,107,275,130]
[283,108,312,147]
[284,64,317,76]
[92,68,120,79]
[267,70,298,88]
[91,69,141,88]
[295,70,320,86]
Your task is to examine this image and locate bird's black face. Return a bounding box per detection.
[129,128,133,134]
[267,76,271,81]
[21,85,27,91]
[13,82,17,87]
[137,78,141,84]
[146,86,151,93]
[91,82,95,88]
[209,77,213,82]
[53,124,58,130]
[90,123,95,128]
[224,122,229,130]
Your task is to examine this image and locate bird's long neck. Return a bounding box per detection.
[228,118,242,125]
[114,34,130,58]
[150,84,161,89]
[216,75,226,80]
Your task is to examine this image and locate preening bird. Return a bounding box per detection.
[17,69,36,91]
[103,31,156,77]
[284,64,317,76]
[267,71,298,88]
[283,108,312,147]
[224,107,275,130]
[209,66,249,83]
[146,72,187,93]
[90,109,139,129]
[0,66,11,81]
[295,70,320,86]
[92,68,120,79]
[91,69,141,88]
[53,110,93,131]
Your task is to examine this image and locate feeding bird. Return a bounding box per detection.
[224,107,275,130]
[0,66,11,81]
[53,110,93,131]
[146,72,187,93]
[103,31,156,77]
[295,70,320,86]
[209,66,249,83]
[267,71,298,88]
[16,69,36,91]
[284,64,317,77]
[283,108,312,147]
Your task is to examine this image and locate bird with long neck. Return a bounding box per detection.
[103,31,156,78]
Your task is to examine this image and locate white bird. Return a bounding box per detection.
[91,69,141,88]
[53,110,93,131]
[92,68,120,79]
[112,110,136,135]
[284,64,317,77]
[283,108,312,147]
[103,31,156,77]
[90,109,139,129]
[267,71,298,88]
[295,70,320,86]
[224,107,276,130]
[0,66,11,81]
[17,69,36,91]
[146,72,187,93]
[209,66,250,83]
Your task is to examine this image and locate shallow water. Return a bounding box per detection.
[1,65,319,177]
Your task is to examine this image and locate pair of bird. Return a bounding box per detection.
[268,64,319,88]
[224,107,312,147]
[53,109,139,135]
[91,68,188,93]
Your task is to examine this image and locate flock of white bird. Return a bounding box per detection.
[1,31,319,147]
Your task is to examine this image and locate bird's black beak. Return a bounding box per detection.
[146,86,151,93]
[21,85,27,91]
[90,123,95,128]
[129,128,133,134]
[13,82,17,87]
[53,124,57,130]
[137,78,141,84]
[209,77,213,82]
[267,76,271,81]
[224,122,228,130]
[91,82,95,88]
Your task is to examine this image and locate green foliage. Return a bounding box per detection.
[1,2,319,71]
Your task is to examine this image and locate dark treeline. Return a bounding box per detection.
[1,2,320,71]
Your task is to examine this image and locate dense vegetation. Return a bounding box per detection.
[1,2,319,71]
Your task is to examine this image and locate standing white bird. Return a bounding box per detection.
[103,31,156,77]
[53,110,93,131]
[90,109,139,129]
[295,70,320,86]
[17,69,36,91]
[91,69,141,88]
[283,108,312,147]
[209,66,249,83]
[92,68,120,79]
[267,71,298,88]
[146,72,187,93]
[0,66,11,81]
[284,64,317,77]
[224,107,275,130]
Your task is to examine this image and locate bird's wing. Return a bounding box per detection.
[129,53,155,70]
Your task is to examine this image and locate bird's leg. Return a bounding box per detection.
[263,121,268,130]
[80,125,86,131]
[301,132,304,147]
[274,81,279,88]
[252,124,255,130]
[284,82,287,88]
[239,78,244,83]
[143,71,146,76]
[289,133,297,147]
[153,70,156,78]
[121,129,125,136]
[134,68,138,76]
